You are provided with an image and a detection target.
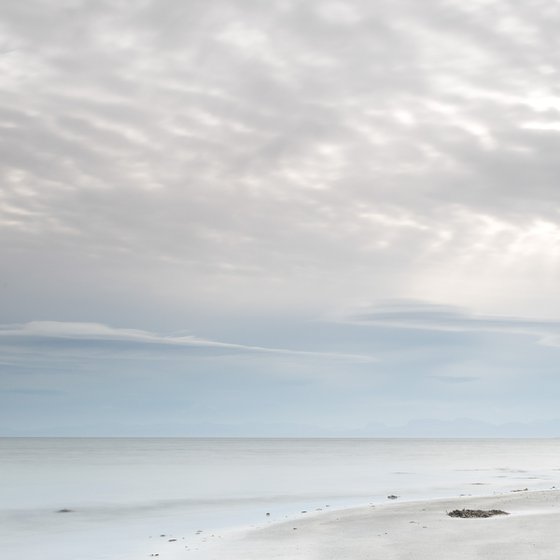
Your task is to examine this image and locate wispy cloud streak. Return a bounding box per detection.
[336,302,560,347]
[0,321,375,362]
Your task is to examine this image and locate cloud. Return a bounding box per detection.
[2,0,560,320]
[0,321,375,362]
[335,301,560,347]
[429,375,479,384]
[0,388,64,396]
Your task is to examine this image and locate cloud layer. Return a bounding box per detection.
[3,0,560,320]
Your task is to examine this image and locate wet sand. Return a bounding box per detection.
[198,489,560,559]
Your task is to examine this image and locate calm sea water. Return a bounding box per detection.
[1,438,559,560]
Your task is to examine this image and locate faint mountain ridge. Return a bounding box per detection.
[4,418,560,438]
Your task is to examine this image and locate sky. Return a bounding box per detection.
[2,0,560,436]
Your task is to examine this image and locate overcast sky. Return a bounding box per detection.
[2,0,560,436]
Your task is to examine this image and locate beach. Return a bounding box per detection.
[199,490,560,560]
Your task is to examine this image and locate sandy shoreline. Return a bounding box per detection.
[196,489,560,559]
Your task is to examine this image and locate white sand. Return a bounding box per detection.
[197,490,560,560]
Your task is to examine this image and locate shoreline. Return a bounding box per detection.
[194,489,560,559]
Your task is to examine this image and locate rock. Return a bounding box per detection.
[387,495,399,500]
[447,509,509,518]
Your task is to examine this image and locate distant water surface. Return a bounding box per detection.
[1,438,559,560]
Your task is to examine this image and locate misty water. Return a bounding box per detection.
[1,437,560,560]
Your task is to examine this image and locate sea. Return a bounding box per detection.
[1,437,559,560]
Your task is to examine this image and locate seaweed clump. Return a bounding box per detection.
[448,509,509,518]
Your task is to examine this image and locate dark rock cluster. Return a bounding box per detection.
[447,509,509,518]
